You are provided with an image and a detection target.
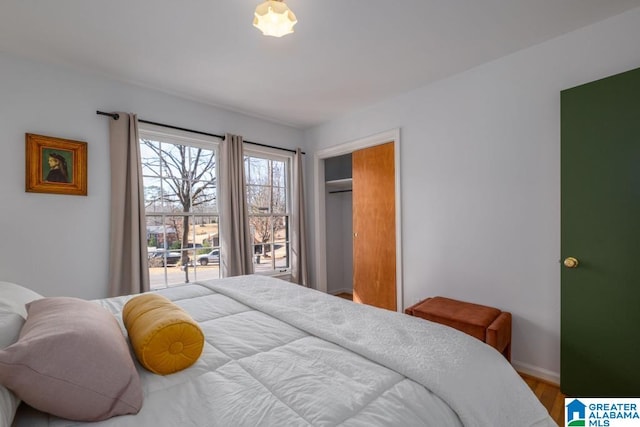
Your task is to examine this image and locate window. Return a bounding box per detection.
[245,150,291,274]
[139,126,220,290]
[139,126,292,289]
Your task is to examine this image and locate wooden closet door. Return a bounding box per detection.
[352,142,396,311]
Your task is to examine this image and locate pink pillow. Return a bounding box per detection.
[0,297,143,421]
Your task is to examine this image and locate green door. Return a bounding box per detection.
[561,66,640,397]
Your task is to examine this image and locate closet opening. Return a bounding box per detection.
[313,129,403,312]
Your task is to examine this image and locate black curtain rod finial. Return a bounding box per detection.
[97,110,119,120]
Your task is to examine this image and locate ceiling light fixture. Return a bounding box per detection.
[253,0,297,38]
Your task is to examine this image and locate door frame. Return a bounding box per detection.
[313,128,403,312]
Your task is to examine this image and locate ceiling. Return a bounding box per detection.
[1,1,639,129]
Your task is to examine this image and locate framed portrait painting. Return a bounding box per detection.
[25,133,88,196]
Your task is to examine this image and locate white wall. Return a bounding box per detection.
[304,8,640,382]
[0,52,304,300]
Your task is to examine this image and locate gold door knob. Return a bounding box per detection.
[563,257,579,268]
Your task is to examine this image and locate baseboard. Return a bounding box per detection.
[512,360,560,386]
[329,288,353,296]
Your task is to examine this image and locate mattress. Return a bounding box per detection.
[13,275,555,426]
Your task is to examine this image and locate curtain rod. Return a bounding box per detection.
[96,111,304,155]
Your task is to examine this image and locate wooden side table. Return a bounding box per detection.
[405,296,512,361]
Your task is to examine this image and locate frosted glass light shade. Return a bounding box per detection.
[253,0,297,38]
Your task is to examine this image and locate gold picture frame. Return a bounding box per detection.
[25,133,88,196]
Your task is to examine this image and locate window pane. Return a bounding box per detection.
[253,243,272,273]
[193,216,220,248]
[250,216,272,251]
[192,181,217,213]
[140,139,162,177]
[189,146,216,182]
[272,187,286,213]
[160,143,188,180]
[191,243,220,279]
[143,177,163,213]
[146,216,168,250]
[274,215,288,240]
[160,179,186,212]
[267,240,285,267]
[162,215,184,250]
[247,157,270,185]
[181,216,221,283]
[247,184,270,213]
[275,244,289,269]
[272,160,286,188]
[274,216,289,269]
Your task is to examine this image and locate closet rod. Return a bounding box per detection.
[96,110,304,155]
[329,189,353,194]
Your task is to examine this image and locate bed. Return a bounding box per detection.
[2,275,555,426]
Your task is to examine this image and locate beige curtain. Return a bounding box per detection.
[291,148,309,285]
[219,134,254,277]
[107,113,150,296]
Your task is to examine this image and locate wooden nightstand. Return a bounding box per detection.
[405,296,512,361]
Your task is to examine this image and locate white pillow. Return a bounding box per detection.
[0,387,18,427]
[1,281,43,348]
[0,281,43,320]
[0,281,43,427]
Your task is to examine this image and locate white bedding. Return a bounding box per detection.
[13,275,554,427]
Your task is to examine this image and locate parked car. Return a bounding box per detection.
[149,251,183,267]
[183,243,203,249]
[197,249,220,266]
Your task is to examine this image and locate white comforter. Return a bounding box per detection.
[14,275,554,427]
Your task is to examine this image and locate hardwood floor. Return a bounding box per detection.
[333,292,564,425]
[519,372,564,426]
[335,292,353,300]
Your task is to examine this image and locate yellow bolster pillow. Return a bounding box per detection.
[123,293,204,375]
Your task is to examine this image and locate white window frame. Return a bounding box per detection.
[139,124,221,289]
[244,145,293,276]
[138,124,294,286]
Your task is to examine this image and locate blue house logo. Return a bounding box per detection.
[566,399,586,426]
